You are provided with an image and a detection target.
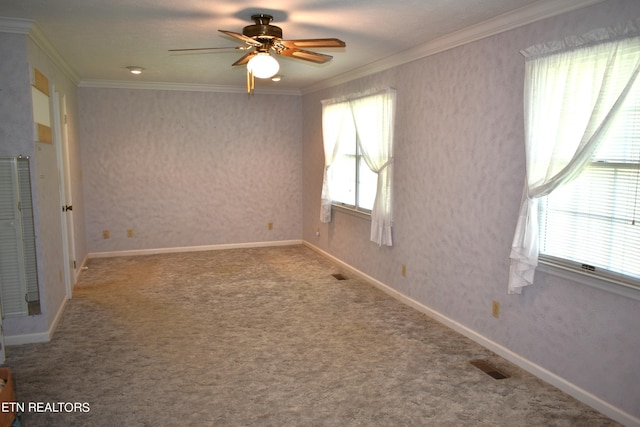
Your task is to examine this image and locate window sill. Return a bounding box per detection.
[537,259,640,302]
[332,204,371,221]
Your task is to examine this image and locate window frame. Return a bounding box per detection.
[330,143,374,216]
[538,158,640,291]
[537,257,640,302]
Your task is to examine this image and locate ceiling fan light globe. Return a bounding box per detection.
[247,53,279,79]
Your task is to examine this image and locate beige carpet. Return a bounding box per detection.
[5,245,618,426]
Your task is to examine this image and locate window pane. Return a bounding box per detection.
[328,111,357,207]
[593,81,640,164]
[358,157,377,211]
[329,154,356,206]
[540,164,640,281]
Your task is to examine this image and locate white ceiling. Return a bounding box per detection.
[0,0,601,93]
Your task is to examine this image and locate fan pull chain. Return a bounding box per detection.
[246,69,255,95]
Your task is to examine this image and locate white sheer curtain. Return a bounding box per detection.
[508,23,640,294]
[350,89,396,246]
[319,88,396,246]
[320,100,351,223]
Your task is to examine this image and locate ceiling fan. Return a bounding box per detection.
[170,14,346,93]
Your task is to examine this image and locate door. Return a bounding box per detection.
[53,90,76,298]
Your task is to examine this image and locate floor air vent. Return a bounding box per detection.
[332,273,347,281]
[469,359,510,380]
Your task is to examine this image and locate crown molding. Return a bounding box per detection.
[78,79,301,96]
[3,0,606,96]
[301,0,606,94]
[1,15,295,95]
[28,23,81,85]
[1,17,81,85]
[0,16,33,34]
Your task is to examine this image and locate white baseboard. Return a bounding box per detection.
[88,240,304,259]
[303,242,640,427]
[76,253,89,281]
[5,296,68,346]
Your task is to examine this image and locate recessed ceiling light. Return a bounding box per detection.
[271,75,282,82]
[126,66,144,75]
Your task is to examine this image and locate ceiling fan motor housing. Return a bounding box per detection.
[243,14,282,40]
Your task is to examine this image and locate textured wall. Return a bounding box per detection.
[0,33,49,336]
[302,0,640,420]
[0,32,82,337]
[79,89,302,253]
[26,36,84,336]
[0,33,32,158]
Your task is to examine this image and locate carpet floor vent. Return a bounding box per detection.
[332,273,347,281]
[469,359,510,380]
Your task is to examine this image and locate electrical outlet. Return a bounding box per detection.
[268,222,273,230]
[401,264,407,277]
[103,230,110,239]
[127,229,134,238]
[492,301,500,318]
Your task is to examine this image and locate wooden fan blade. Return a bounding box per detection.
[232,50,257,66]
[218,30,263,47]
[278,48,332,64]
[280,38,346,49]
[169,46,247,52]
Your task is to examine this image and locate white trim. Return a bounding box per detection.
[77,253,89,283]
[0,17,33,34]
[332,204,372,221]
[78,79,301,96]
[538,259,640,302]
[52,88,73,300]
[88,240,303,259]
[4,331,49,346]
[4,297,67,346]
[301,0,606,94]
[4,1,603,96]
[27,23,80,85]
[49,296,68,341]
[303,241,640,427]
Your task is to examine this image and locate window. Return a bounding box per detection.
[538,82,640,285]
[328,114,378,212]
[320,89,396,246]
[509,28,640,294]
